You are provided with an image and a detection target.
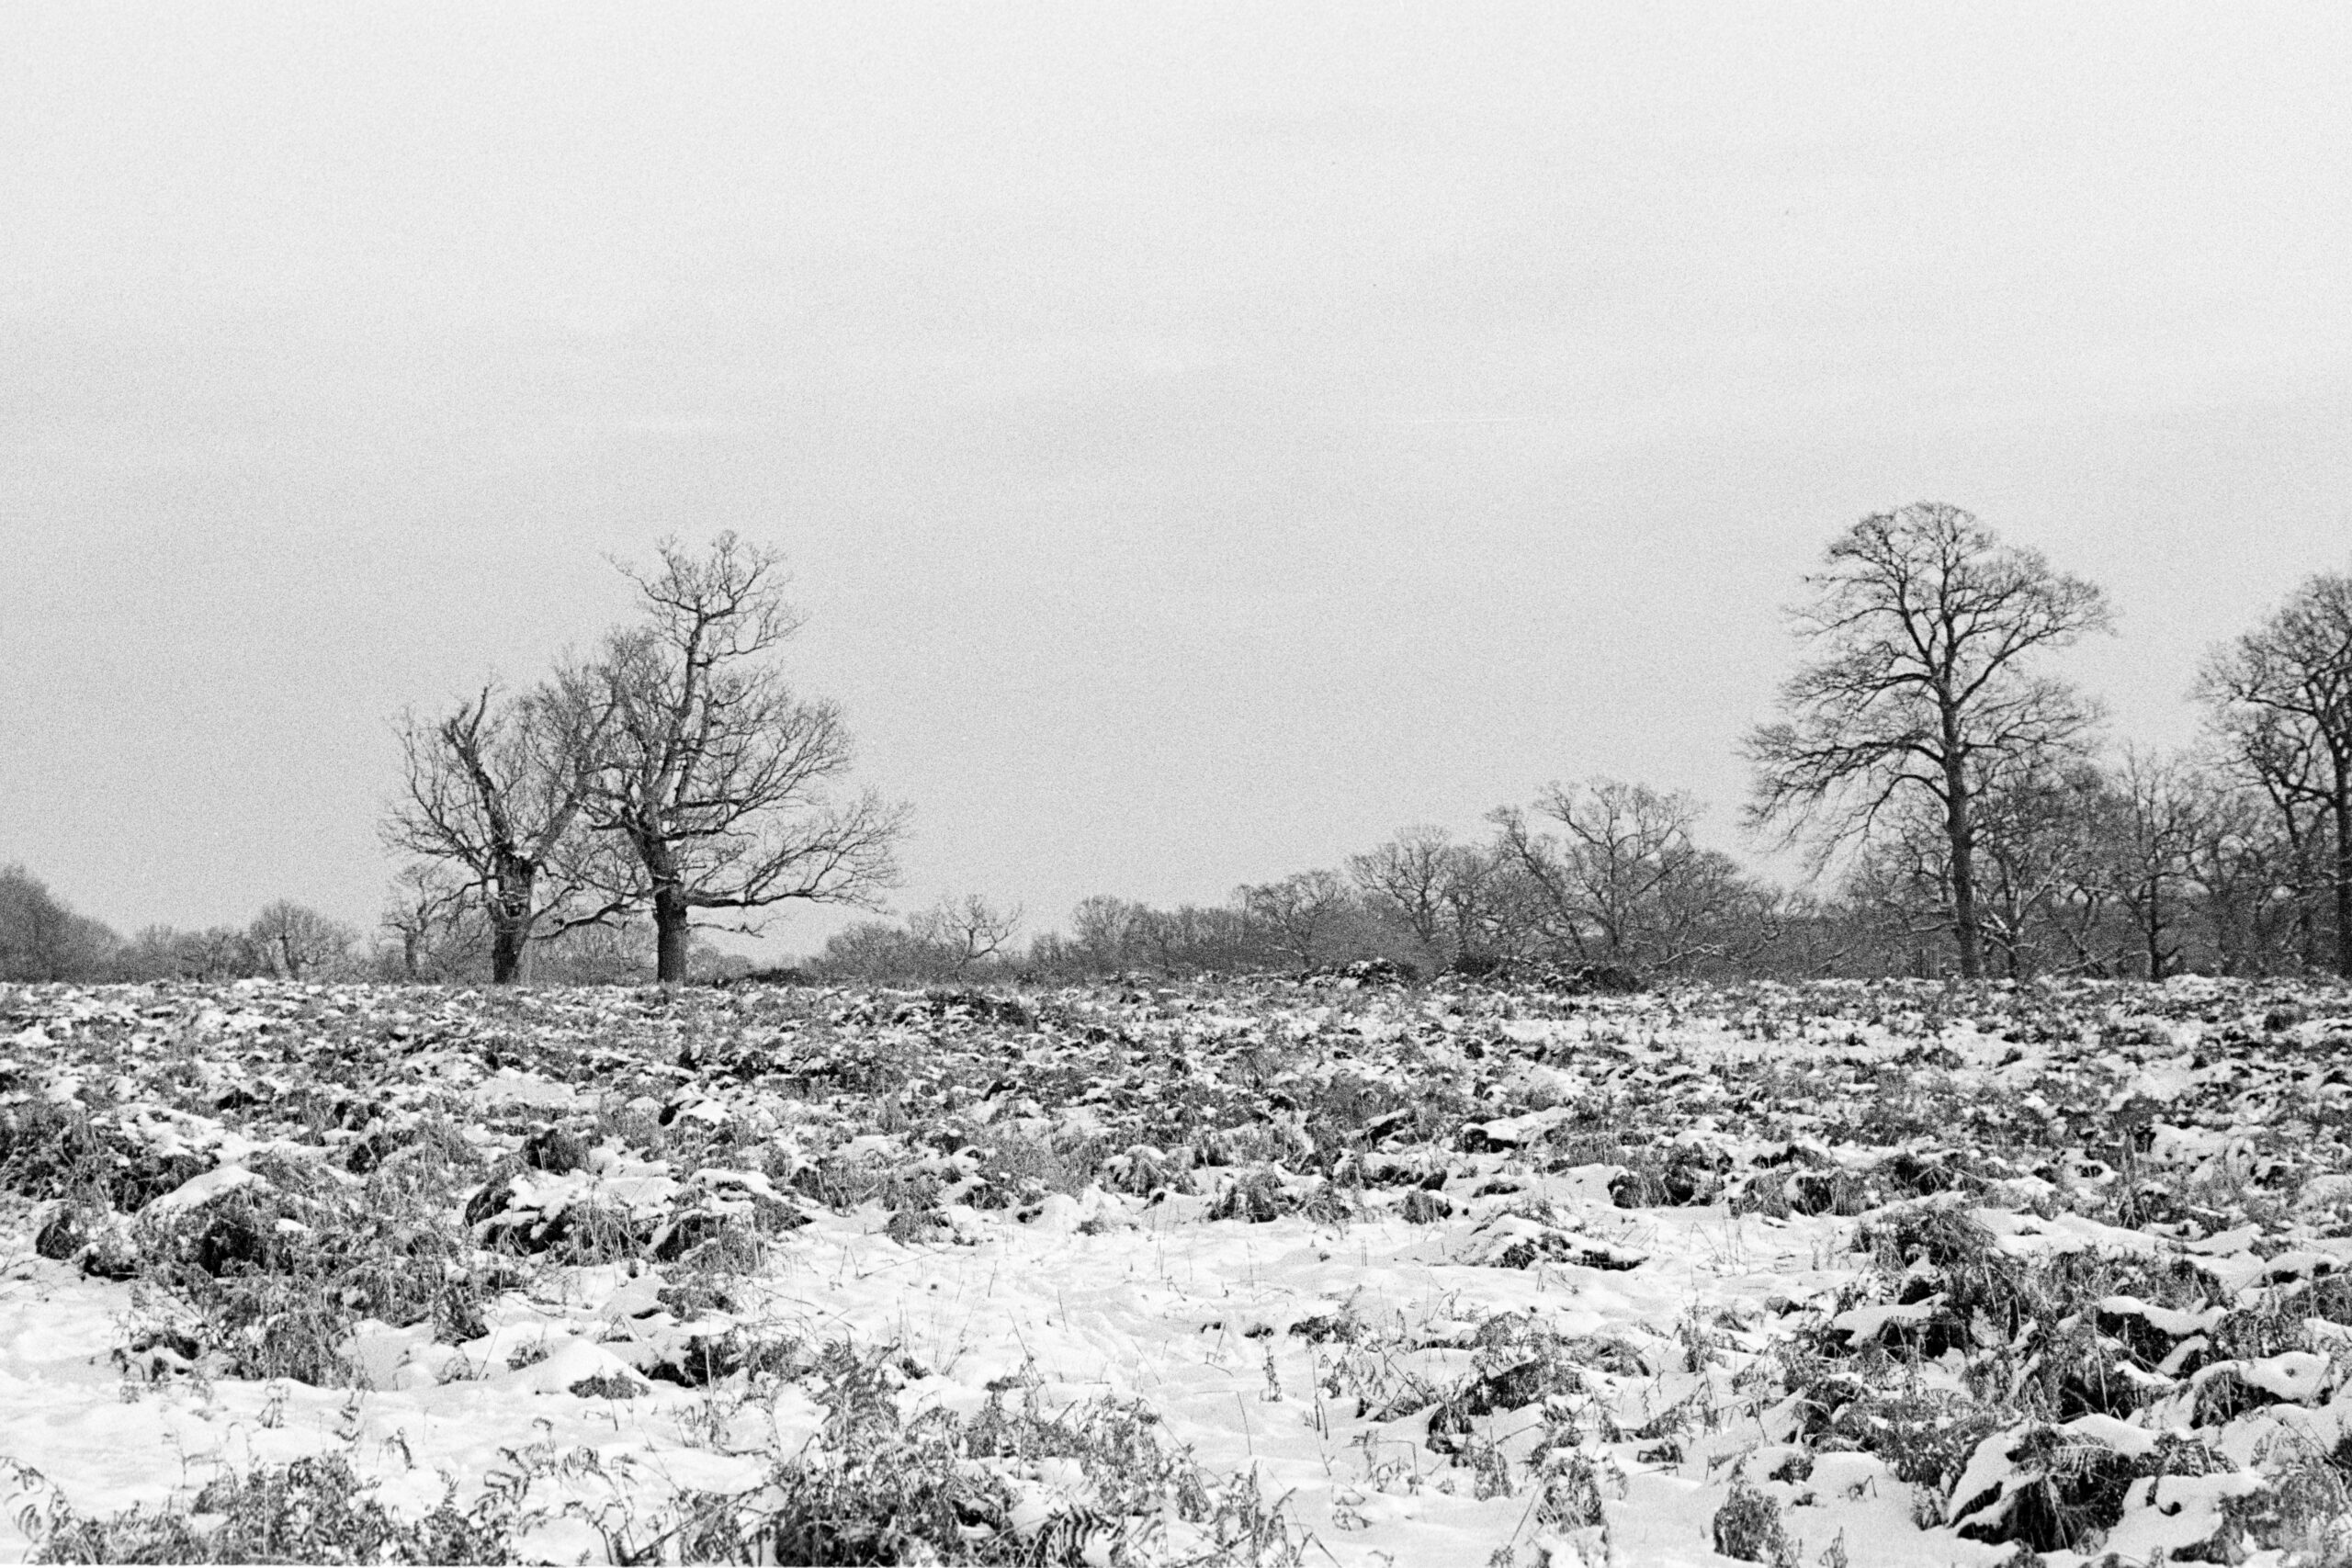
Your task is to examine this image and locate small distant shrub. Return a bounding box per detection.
[1535,1448,1613,1531]
[796,1157,940,1214]
[537,1199,654,1267]
[1711,1475,1800,1567]
[1398,1188,1453,1224]
[567,1371,643,1400]
[1209,1170,1295,1224]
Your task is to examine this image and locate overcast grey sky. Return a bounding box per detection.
[5,3,2350,953]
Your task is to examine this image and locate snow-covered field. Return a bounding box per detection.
[3,975,2351,1565]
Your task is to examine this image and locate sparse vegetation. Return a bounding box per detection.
[5,974,2352,1563]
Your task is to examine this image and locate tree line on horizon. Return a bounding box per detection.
[5,504,2348,987]
[0,873,724,987]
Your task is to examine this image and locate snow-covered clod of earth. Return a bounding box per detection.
[0,976,2349,1564]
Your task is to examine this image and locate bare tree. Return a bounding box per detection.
[813,919,933,982]
[2197,570,2352,976]
[1836,781,1969,978]
[0,865,119,982]
[383,671,610,983]
[2178,769,2301,975]
[2231,707,2336,968]
[117,926,195,982]
[1747,502,2111,978]
[1965,760,2116,977]
[123,921,265,982]
[1490,779,1753,973]
[175,925,262,980]
[1348,826,1498,969]
[1135,904,1260,976]
[1348,828,1450,953]
[585,534,908,982]
[247,901,358,981]
[379,862,488,982]
[531,918,659,985]
[1351,827,1538,971]
[1463,851,1555,969]
[913,894,1023,976]
[1237,870,1352,969]
[1068,895,1152,973]
[2102,749,2207,980]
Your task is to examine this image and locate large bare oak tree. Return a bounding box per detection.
[1746,502,2110,978]
[585,534,906,981]
[382,671,609,983]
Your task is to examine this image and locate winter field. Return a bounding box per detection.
[2,976,2351,1566]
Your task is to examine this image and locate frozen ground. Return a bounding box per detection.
[2,975,2350,1564]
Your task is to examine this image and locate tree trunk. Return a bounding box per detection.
[2334,782,2352,978]
[490,920,528,985]
[1940,735,1984,979]
[2281,818,2314,968]
[489,859,537,985]
[654,886,690,983]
